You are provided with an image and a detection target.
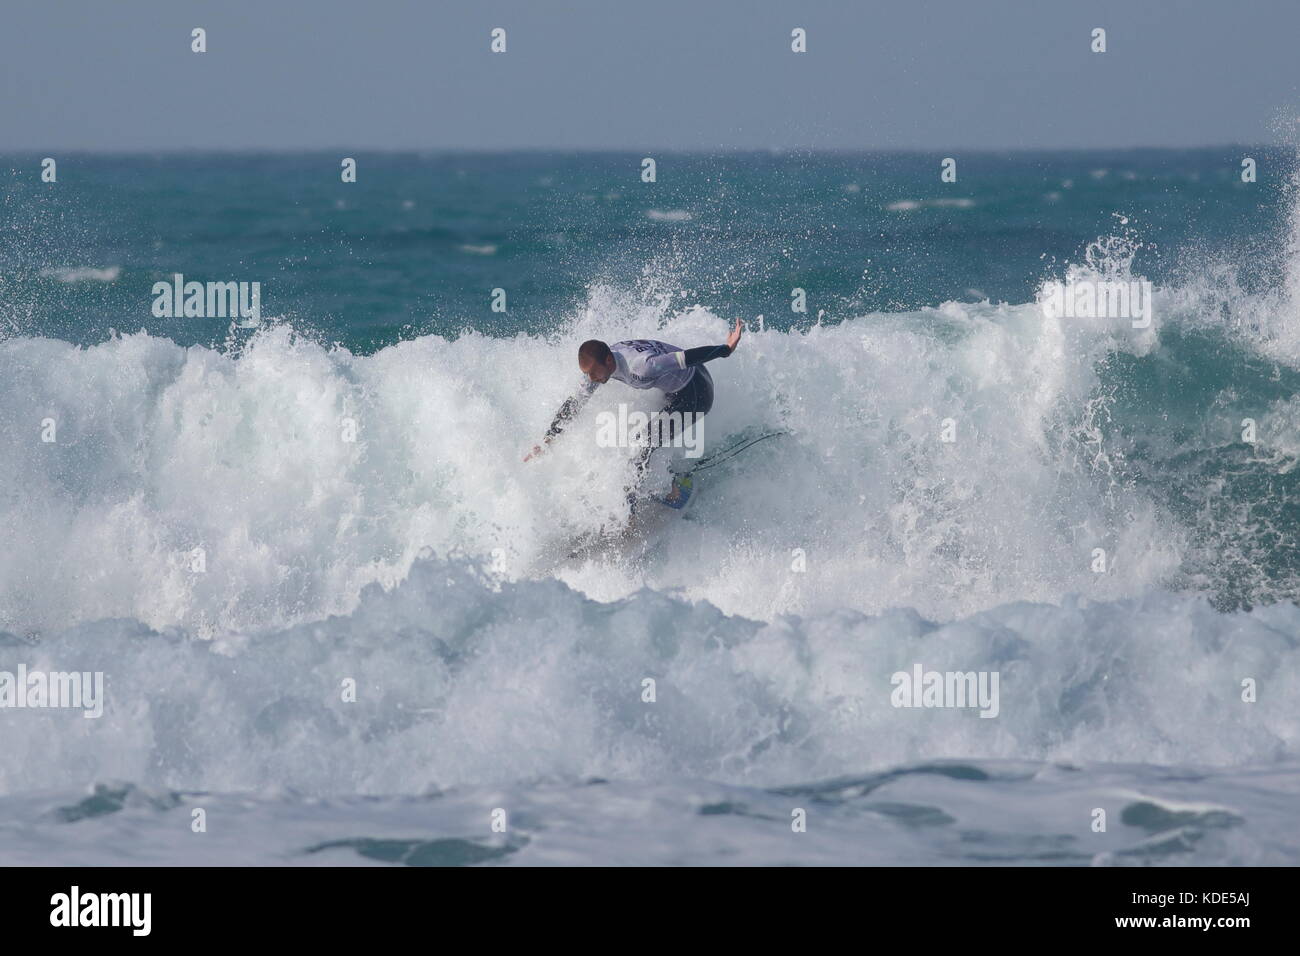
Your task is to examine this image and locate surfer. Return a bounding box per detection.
[523,319,744,495]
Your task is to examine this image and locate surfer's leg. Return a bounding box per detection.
[627,368,713,509]
[663,366,713,437]
[638,368,712,472]
[625,444,653,514]
[655,372,710,509]
[631,443,654,482]
[662,367,712,458]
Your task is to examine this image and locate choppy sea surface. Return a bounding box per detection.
[1,150,1298,865]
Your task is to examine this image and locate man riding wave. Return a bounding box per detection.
[524,318,744,502]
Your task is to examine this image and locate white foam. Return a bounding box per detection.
[645,209,693,222]
[0,278,1187,639]
[1,556,1296,799]
[38,266,121,283]
[885,198,975,211]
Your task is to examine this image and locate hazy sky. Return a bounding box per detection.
[3,0,1298,151]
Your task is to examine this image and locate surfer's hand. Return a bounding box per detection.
[727,317,744,354]
[523,444,544,462]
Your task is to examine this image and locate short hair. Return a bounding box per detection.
[578,340,611,364]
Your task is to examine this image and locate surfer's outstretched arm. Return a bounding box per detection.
[523,382,597,461]
[646,318,745,375]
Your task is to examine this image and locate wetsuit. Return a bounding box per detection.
[545,338,731,444]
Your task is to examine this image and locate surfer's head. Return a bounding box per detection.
[578,340,615,383]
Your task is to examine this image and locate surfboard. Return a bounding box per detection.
[645,427,790,514]
[546,427,789,567]
[668,428,789,479]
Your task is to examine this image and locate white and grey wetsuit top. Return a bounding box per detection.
[546,338,732,439]
[586,339,696,395]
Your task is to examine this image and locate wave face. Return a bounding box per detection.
[0,282,1183,636]
[6,240,1300,637]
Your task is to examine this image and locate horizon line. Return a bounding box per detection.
[1,143,1291,157]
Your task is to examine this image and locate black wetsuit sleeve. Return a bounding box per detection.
[681,344,733,366]
[545,382,596,439]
